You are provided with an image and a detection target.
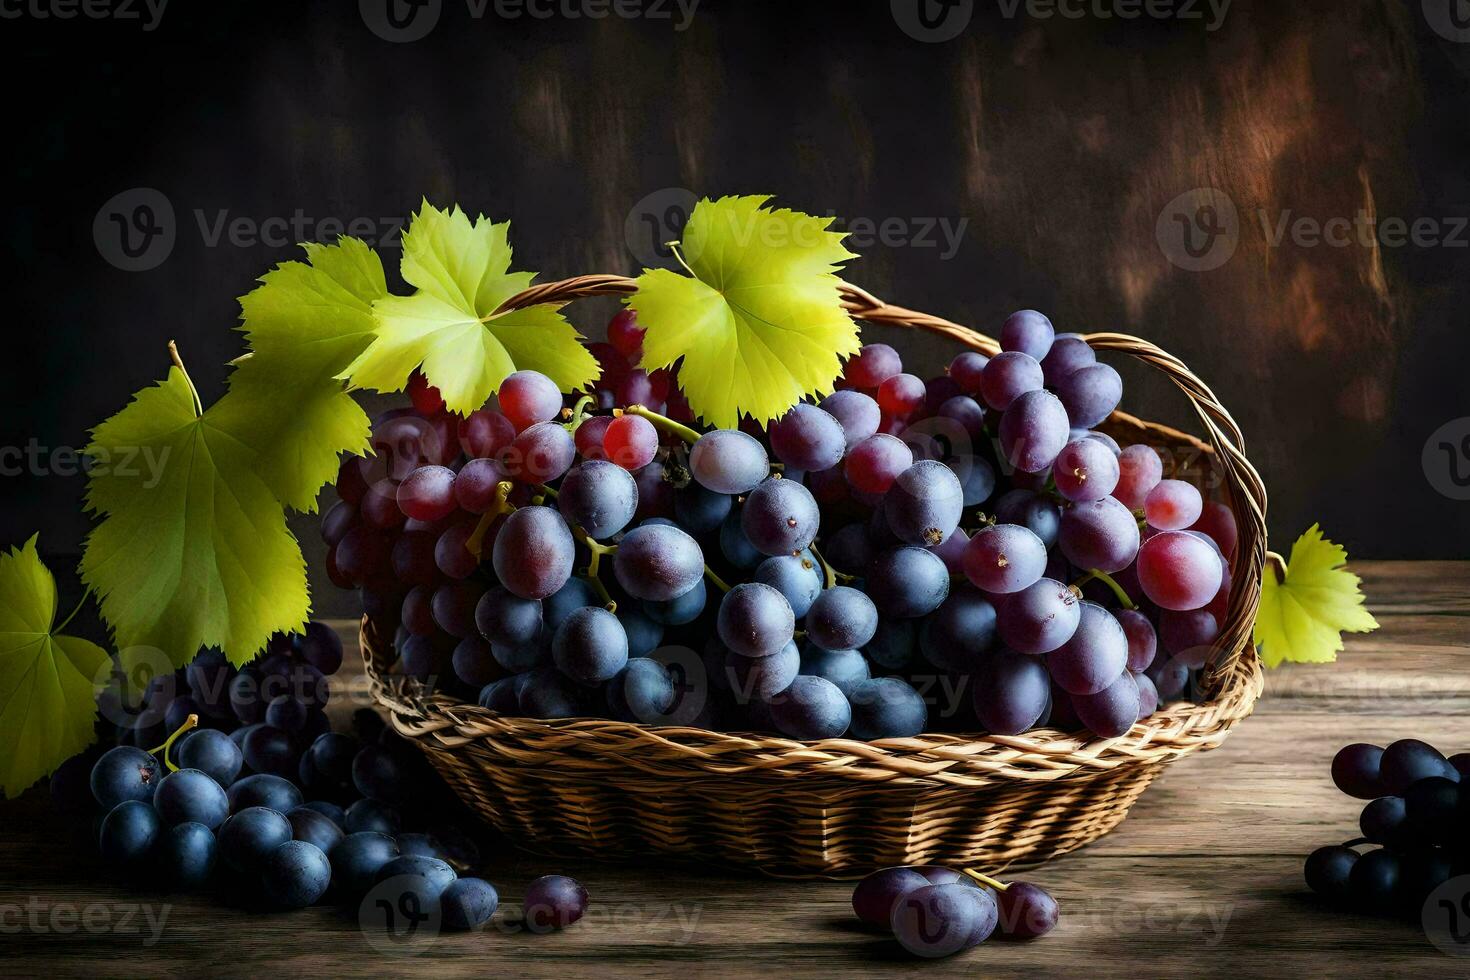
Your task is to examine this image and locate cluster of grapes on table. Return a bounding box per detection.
[52,626,586,934]
[323,306,1239,741]
[853,864,1057,959]
[1306,739,1470,915]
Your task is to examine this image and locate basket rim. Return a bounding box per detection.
[364,274,1268,789]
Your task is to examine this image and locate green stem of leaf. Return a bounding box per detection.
[667,240,696,279]
[618,404,701,446]
[1070,568,1137,610]
[168,340,204,419]
[963,869,1010,892]
[53,591,89,635]
[1266,551,1287,585]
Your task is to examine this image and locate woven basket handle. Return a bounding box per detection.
[491,275,1267,684]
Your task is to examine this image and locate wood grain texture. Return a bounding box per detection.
[0,560,1465,977]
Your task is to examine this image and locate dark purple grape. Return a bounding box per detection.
[769,403,846,471]
[493,506,575,600]
[524,875,589,932]
[852,866,931,927]
[994,881,1058,940]
[973,649,1050,735]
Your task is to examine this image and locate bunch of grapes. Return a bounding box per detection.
[852,864,1057,958]
[99,622,345,760]
[52,688,593,932]
[325,307,1238,742]
[1305,739,1470,914]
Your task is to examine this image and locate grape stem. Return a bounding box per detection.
[167,340,205,419]
[563,394,595,431]
[466,483,516,558]
[147,713,199,771]
[616,404,701,446]
[575,532,619,611]
[963,869,1010,892]
[704,565,732,594]
[1071,568,1138,610]
[807,542,838,590]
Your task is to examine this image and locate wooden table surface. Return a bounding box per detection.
[2,560,1466,978]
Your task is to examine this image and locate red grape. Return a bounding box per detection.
[498,371,563,431]
[458,408,515,459]
[603,415,658,471]
[397,465,459,523]
[844,434,913,495]
[946,351,989,394]
[1145,479,1203,531]
[607,309,646,358]
[574,415,614,461]
[844,343,903,389]
[406,370,445,415]
[1137,530,1224,611]
[454,457,509,513]
[1112,444,1163,510]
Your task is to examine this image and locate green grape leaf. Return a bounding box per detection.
[629,194,860,428]
[212,237,385,513]
[0,535,108,798]
[1253,524,1379,668]
[339,201,598,414]
[81,368,310,669]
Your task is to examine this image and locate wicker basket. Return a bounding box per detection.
[364,275,1267,877]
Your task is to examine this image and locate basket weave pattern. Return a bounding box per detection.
[363,275,1268,876]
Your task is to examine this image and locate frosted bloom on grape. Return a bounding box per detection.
[690,429,769,494]
[886,461,963,546]
[1058,495,1140,573]
[1136,530,1224,611]
[979,352,1044,412]
[1112,444,1163,511]
[962,524,1047,594]
[999,309,1056,360]
[1055,363,1123,429]
[1145,479,1203,531]
[1040,335,1096,387]
[1053,438,1121,503]
[998,389,1070,474]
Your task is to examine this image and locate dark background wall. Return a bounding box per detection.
[3,0,1467,616]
